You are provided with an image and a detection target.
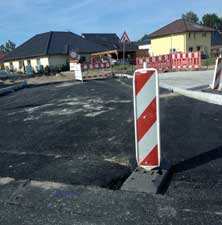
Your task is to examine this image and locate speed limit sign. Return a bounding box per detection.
[69,51,78,59]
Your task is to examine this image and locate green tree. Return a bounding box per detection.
[136,34,151,44]
[219,18,222,32]
[202,13,221,29]
[0,40,16,53]
[182,11,199,23]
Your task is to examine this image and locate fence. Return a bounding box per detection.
[136,51,201,72]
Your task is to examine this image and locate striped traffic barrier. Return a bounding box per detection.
[211,56,222,90]
[81,62,111,71]
[136,51,201,71]
[82,73,112,80]
[133,68,160,170]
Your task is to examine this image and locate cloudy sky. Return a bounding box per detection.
[0,0,222,46]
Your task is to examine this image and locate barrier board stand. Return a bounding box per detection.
[121,68,171,194]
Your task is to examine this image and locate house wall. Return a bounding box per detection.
[151,33,186,56]
[48,55,67,67]
[138,44,152,56]
[4,53,92,73]
[24,57,49,72]
[136,50,149,57]
[185,31,211,55]
[150,31,212,56]
[4,57,49,73]
[4,61,22,72]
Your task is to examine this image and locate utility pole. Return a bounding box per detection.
[123,40,125,66]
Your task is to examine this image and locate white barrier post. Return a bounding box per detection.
[211,56,222,90]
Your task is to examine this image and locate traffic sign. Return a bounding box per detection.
[120,31,131,44]
[69,51,78,60]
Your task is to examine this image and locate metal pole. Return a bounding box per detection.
[123,41,125,66]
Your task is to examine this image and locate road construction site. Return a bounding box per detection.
[0,70,222,224]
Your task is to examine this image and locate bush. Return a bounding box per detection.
[202,56,217,66]
[61,64,69,71]
[44,65,50,75]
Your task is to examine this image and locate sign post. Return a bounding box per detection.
[120,31,131,66]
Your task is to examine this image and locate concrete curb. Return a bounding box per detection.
[27,79,76,88]
[114,73,133,79]
[160,84,222,106]
[0,81,27,96]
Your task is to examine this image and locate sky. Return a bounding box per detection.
[0,0,222,46]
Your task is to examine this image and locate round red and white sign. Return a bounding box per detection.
[69,51,78,59]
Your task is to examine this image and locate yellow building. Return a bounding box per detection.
[148,19,215,56]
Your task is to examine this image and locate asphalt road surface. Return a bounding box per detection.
[0,78,222,224]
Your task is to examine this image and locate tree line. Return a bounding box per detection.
[0,40,16,53]
[182,11,222,32]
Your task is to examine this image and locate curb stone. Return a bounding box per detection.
[0,81,27,96]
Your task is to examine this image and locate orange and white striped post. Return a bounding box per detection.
[211,56,222,90]
[133,68,160,170]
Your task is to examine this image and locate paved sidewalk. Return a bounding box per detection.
[159,69,214,90]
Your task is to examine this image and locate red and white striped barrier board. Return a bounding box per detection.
[133,68,161,170]
[136,51,201,72]
[81,62,111,71]
[71,62,112,81]
[211,56,222,90]
[82,73,112,80]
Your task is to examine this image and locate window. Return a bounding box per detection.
[170,48,176,53]
[36,58,41,65]
[9,62,13,70]
[189,47,193,52]
[202,32,206,37]
[193,33,196,39]
[19,61,24,69]
[189,32,191,39]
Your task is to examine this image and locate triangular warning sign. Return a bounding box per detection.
[120,31,131,44]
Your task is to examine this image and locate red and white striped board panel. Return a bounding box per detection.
[211,56,222,90]
[133,68,161,170]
